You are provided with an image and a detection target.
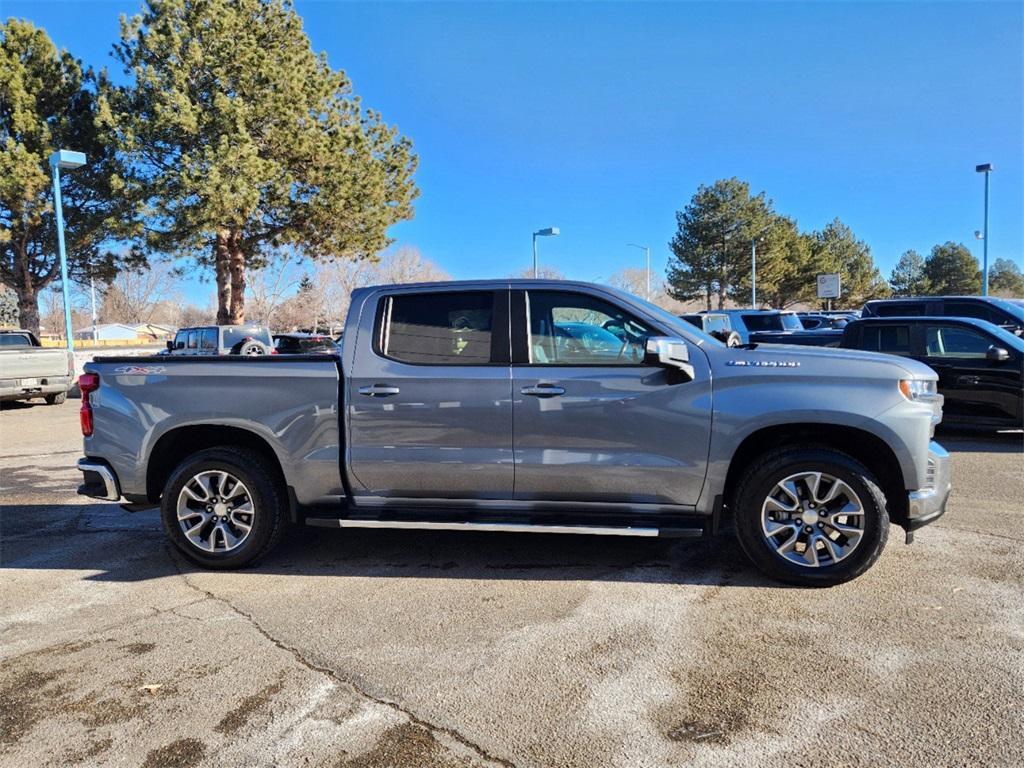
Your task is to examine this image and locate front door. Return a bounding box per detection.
[921,322,1023,424]
[347,288,514,500]
[511,288,712,506]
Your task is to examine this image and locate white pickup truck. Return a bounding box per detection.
[0,330,75,405]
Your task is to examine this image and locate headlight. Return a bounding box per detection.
[899,379,937,401]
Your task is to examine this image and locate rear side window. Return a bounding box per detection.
[223,327,272,350]
[741,314,783,332]
[874,302,923,317]
[862,324,912,355]
[200,328,217,350]
[944,302,993,323]
[380,291,495,365]
[187,330,198,349]
[0,334,33,347]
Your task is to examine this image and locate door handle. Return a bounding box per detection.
[956,375,980,386]
[358,384,401,397]
[521,384,565,398]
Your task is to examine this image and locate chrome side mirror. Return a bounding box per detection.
[987,345,1010,362]
[645,337,694,380]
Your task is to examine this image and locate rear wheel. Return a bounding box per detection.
[45,392,66,405]
[733,447,889,586]
[161,447,287,569]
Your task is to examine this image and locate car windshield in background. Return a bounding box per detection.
[0,334,33,347]
[623,293,724,347]
[223,327,271,349]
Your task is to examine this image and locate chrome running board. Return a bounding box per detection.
[305,518,672,537]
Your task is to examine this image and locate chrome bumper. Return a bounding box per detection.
[906,441,951,530]
[77,459,121,501]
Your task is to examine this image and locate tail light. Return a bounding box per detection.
[79,372,100,436]
[271,347,278,355]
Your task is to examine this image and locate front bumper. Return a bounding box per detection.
[905,441,951,531]
[77,458,121,501]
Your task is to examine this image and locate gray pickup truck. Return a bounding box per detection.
[77,280,951,586]
[0,329,75,405]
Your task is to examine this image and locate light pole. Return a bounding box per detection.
[975,163,993,296]
[49,149,87,352]
[532,227,559,278]
[751,238,757,308]
[627,243,651,300]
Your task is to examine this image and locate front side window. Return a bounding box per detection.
[862,325,912,355]
[527,291,655,365]
[381,291,495,365]
[173,331,187,349]
[925,326,992,359]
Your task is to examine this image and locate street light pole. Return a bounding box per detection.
[532,227,560,278]
[751,238,757,308]
[90,275,98,342]
[975,163,993,296]
[627,243,651,300]
[48,150,87,352]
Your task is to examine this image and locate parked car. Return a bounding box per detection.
[76,280,951,586]
[273,333,338,355]
[706,309,804,343]
[841,316,1023,430]
[167,325,273,356]
[0,329,74,405]
[861,296,1024,336]
[679,313,742,346]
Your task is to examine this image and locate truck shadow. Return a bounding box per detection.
[937,429,1023,454]
[0,501,781,589]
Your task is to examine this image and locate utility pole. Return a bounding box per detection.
[975,163,993,296]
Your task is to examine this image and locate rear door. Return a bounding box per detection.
[511,288,712,506]
[347,288,514,500]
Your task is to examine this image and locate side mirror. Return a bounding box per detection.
[166,340,174,351]
[645,337,695,380]
[987,345,1010,362]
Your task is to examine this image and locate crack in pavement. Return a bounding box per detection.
[167,547,518,768]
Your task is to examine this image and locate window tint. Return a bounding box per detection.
[925,326,992,358]
[862,325,912,355]
[527,291,654,365]
[187,330,198,349]
[200,328,217,350]
[382,292,495,365]
[173,331,187,349]
[875,302,923,317]
[943,302,993,322]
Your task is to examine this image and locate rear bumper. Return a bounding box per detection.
[905,441,951,530]
[0,376,71,401]
[77,458,121,501]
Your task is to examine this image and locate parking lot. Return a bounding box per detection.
[0,400,1021,768]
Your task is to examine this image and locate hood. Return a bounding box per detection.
[716,343,937,380]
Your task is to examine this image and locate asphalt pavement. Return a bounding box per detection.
[1,400,1021,768]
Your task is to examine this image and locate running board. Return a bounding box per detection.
[304,518,703,538]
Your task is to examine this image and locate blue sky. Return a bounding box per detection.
[8,0,1023,303]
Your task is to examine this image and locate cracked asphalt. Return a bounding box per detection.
[1,400,1022,768]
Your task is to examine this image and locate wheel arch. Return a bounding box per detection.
[146,424,287,504]
[722,422,909,525]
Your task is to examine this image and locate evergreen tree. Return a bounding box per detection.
[988,258,1024,297]
[1,20,137,334]
[923,242,981,295]
[101,0,419,324]
[889,250,930,296]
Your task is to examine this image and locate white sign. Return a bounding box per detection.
[817,273,841,299]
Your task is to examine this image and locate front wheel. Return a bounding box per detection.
[733,447,889,586]
[161,447,287,569]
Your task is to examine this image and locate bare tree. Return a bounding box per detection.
[605,267,687,312]
[247,257,303,329]
[100,263,180,325]
[509,266,566,280]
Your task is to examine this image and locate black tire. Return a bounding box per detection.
[161,447,287,569]
[45,392,67,405]
[732,447,889,587]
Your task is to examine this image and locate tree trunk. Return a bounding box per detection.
[215,230,232,325]
[16,285,40,336]
[227,232,246,324]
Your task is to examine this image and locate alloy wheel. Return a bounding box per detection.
[176,470,256,553]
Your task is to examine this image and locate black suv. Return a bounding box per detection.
[842,316,1023,429]
[861,297,1024,336]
